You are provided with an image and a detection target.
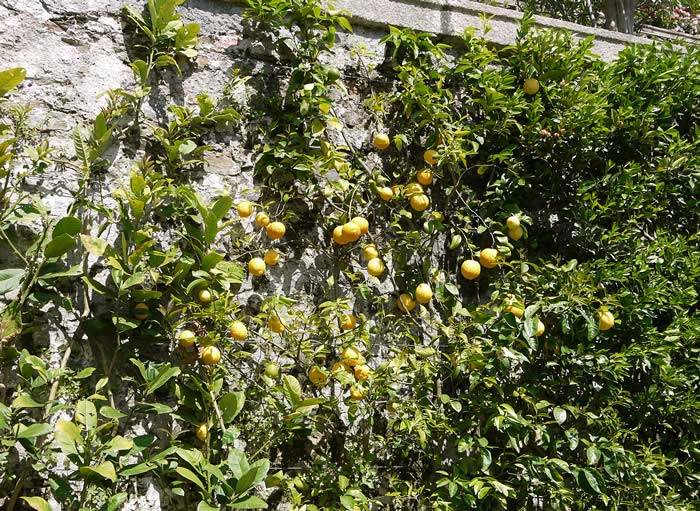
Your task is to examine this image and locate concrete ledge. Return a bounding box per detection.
[334,0,656,60]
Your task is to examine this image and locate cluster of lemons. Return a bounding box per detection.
[234,201,287,277]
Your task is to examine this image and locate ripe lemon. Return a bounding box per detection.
[201,345,221,365]
[342,221,361,242]
[229,321,248,341]
[332,225,349,245]
[264,362,280,378]
[178,329,196,349]
[362,244,379,260]
[134,303,150,320]
[397,293,416,313]
[416,169,433,186]
[506,215,520,230]
[460,260,481,280]
[423,149,438,166]
[195,423,208,441]
[508,226,524,241]
[367,257,385,277]
[248,257,266,277]
[264,249,280,266]
[415,283,433,304]
[340,313,357,330]
[308,366,329,387]
[524,78,540,95]
[255,212,270,227]
[349,385,365,401]
[505,305,524,318]
[536,320,545,337]
[341,346,362,367]
[404,182,424,197]
[237,201,253,217]
[410,194,430,212]
[351,216,369,235]
[198,289,213,304]
[354,364,371,381]
[266,221,286,240]
[268,313,285,333]
[331,361,349,374]
[479,248,499,269]
[378,186,394,201]
[373,133,390,150]
[598,310,615,331]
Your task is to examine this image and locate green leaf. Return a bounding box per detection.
[44,234,76,258]
[340,495,355,510]
[201,250,224,272]
[0,67,26,96]
[230,496,268,509]
[145,365,181,395]
[75,400,97,430]
[80,234,108,256]
[282,375,302,407]
[20,496,51,511]
[175,466,206,491]
[236,459,269,494]
[197,502,219,511]
[17,422,52,439]
[107,492,128,511]
[100,406,127,420]
[11,393,44,409]
[577,468,601,494]
[52,216,81,238]
[211,195,233,220]
[0,268,24,295]
[586,445,601,465]
[54,419,82,455]
[80,461,117,482]
[220,392,245,424]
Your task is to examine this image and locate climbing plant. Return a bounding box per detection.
[0,0,698,510]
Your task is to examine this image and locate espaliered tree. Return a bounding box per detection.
[0,1,698,510]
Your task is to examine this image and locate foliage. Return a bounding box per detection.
[0,1,698,510]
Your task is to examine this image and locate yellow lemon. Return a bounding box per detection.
[354,364,371,381]
[508,225,523,241]
[349,385,365,401]
[268,313,285,334]
[506,215,520,230]
[397,293,416,313]
[266,221,286,240]
[599,310,615,331]
[362,244,379,260]
[178,329,196,349]
[404,182,424,197]
[342,222,361,242]
[423,149,438,166]
[229,321,248,341]
[367,257,385,277]
[505,305,524,318]
[536,320,545,337]
[373,133,390,150]
[341,346,362,367]
[415,283,433,304]
[333,225,350,245]
[198,289,213,304]
[351,216,369,235]
[308,366,329,387]
[248,257,266,277]
[479,248,499,269]
[237,201,253,217]
[134,303,150,320]
[264,249,280,266]
[524,78,540,95]
[255,212,270,227]
[410,194,430,212]
[195,423,208,441]
[340,313,357,330]
[378,186,394,201]
[460,260,481,280]
[416,169,433,185]
[200,345,221,365]
[331,361,349,374]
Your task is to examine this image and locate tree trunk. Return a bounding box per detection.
[604,0,637,33]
